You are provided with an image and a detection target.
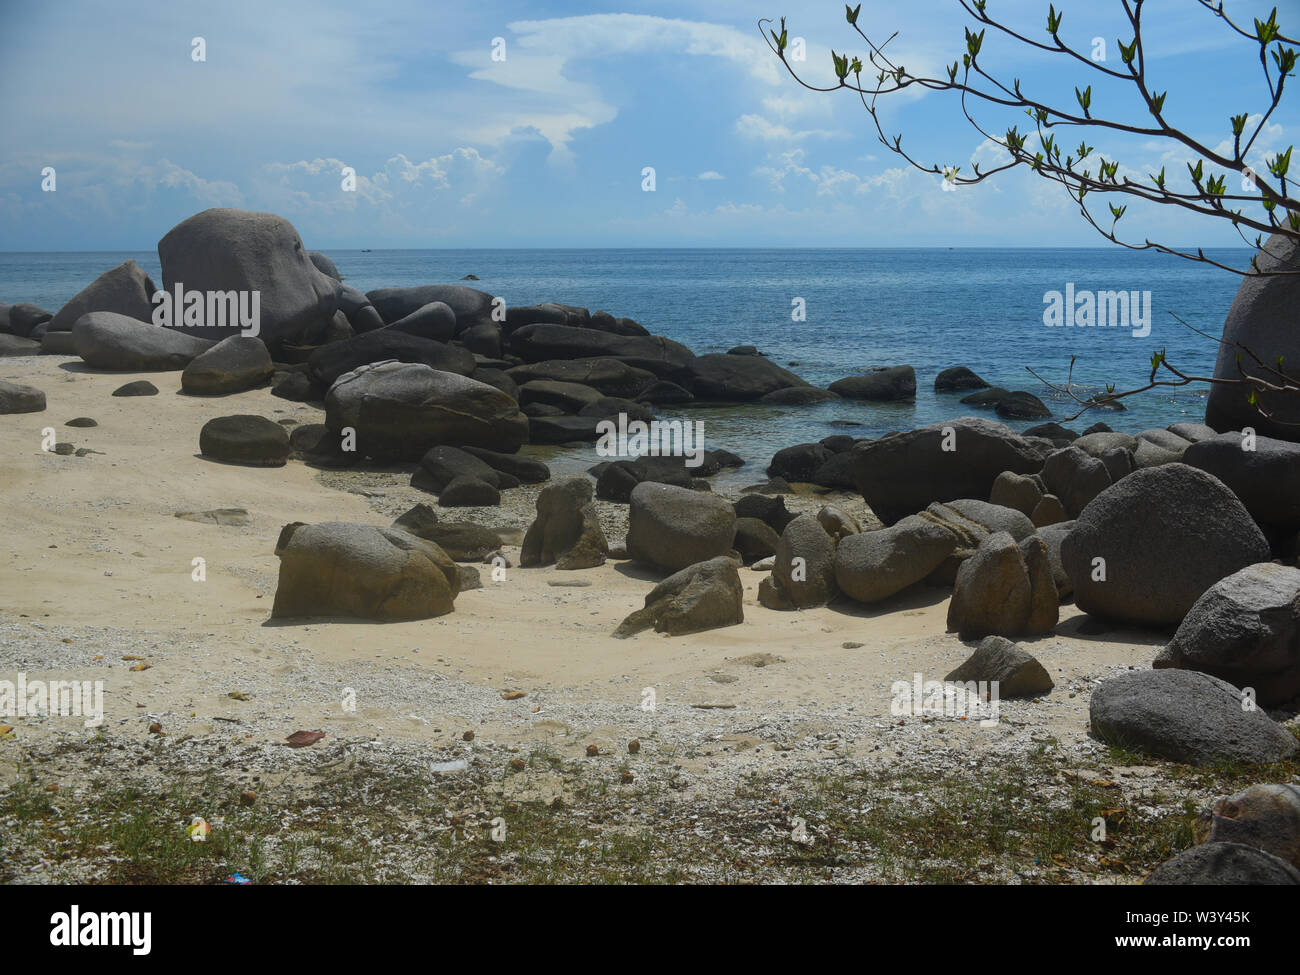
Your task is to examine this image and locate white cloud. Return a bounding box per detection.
[698,170,725,180]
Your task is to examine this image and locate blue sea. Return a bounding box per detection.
[0,247,1248,481]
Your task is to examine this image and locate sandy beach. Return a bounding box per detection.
[5,351,1265,884]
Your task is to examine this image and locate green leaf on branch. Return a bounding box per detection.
[1047,4,1062,34]
[846,3,861,26]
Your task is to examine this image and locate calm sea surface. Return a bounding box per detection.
[0,247,1249,484]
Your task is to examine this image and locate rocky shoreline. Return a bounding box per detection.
[2,209,1299,885]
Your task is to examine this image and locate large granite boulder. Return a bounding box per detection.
[1184,432,1300,532]
[509,323,694,373]
[365,285,496,333]
[271,522,458,621]
[307,330,475,388]
[849,417,1049,525]
[1205,232,1300,440]
[626,482,735,573]
[505,358,658,399]
[1154,563,1300,706]
[1061,464,1270,625]
[1088,669,1298,765]
[72,312,214,371]
[324,361,529,459]
[157,208,341,350]
[384,301,458,342]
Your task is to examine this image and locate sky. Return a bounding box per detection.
[0,0,1294,250]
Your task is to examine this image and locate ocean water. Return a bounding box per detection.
[0,247,1249,482]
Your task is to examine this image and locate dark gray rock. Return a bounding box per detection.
[527,415,603,444]
[111,380,158,397]
[850,417,1049,525]
[1194,784,1300,869]
[47,260,158,338]
[365,285,495,333]
[934,366,990,391]
[72,312,214,371]
[439,475,500,507]
[828,365,915,401]
[764,513,837,609]
[324,360,528,458]
[509,324,694,372]
[1061,464,1271,625]
[199,414,290,466]
[461,445,549,484]
[307,329,475,387]
[518,379,604,413]
[1145,842,1300,885]
[307,251,342,281]
[1155,562,1300,706]
[1205,232,1300,439]
[684,353,808,401]
[834,515,957,603]
[734,517,780,564]
[1040,445,1113,519]
[626,482,735,572]
[6,303,52,338]
[994,390,1051,419]
[1089,668,1297,765]
[759,386,839,405]
[1184,432,1300,531]
[384,301,458,342]
[418,445,503,492]
[767,443,833,482]
[391,504,503,561]
[507,357,657,399]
